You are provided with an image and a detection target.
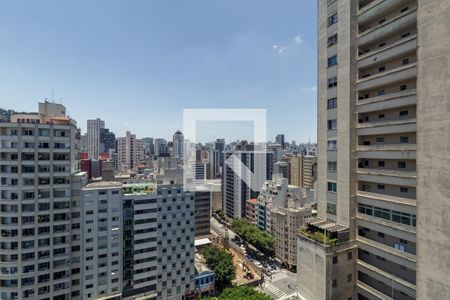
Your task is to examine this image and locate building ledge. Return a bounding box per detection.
[357,144,416,152]
[357,168,416,179]
[357,235,416,263]
[357,281,393,300]
[357,63,417,84]
[357,34,417,61]
[357,89,416,107]
[356,118,416,129]
[357,259,416,292]
[357,191,415,207]
[357,213,416,235]
[358,8,417,38]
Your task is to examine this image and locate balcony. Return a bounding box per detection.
[358,0,412,23]
[358,9,417,46]
[357,260,416,298]
[357,236,416,269]
[358,35,417,70]
[357,280,393,300]
[357,118,416,136]
[357,63,417,91]
[357,143,416,160]
[357,90,416,114]
[357,167,416,186]
[357,190,415,208]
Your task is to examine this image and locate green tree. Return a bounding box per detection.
[217,285,271,300]
[202,246,236,290]
[231,218,275,257]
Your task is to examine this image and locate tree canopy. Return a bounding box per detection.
[202,246,236,290]
[217,285,271,300]
[231,218,275,257]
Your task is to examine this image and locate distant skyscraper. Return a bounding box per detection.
[87,118,105,158]
[142,137,154,155]
[99,127,116,154]
[172,130,184,158]
[154,138,168,157]
[275,134,285,149]
[117,131,144,170]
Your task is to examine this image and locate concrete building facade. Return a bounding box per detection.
[297,1,450,300]
[87,118,105,159]
[289,155,317,189]
[117,131,144,171]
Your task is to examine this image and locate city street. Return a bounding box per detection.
[259,269,298,299]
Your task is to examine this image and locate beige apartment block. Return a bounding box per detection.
[290,155,317,189]
[297,0,450,299]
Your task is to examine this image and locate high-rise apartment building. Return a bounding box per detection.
[117,131,144,171]
[222,143,273,219]
[0,101,81,300]
[297,1,450,299]
[99,128,116,154]
[81,181,123,300]
[290,155,317,189]
[172,130,184,158]
[87,118,105,158]
[142,137,154,155]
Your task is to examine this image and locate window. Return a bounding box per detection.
[400,84,407,91]
[347,252,353,260]
[327,182,337,192]
[328,55,338,67]
[328,119,337,130]
[402,58,409,65]
[328,13,338,27]
[378,161,385,168]
[377,184,385,191]
[400,136,409,143]
[378,90,385,96]
[327,140,337,151]
[376,137,384,143]
[328,161,337,172]
[399,110,409,117]
[327,203,337,215]
[347,274,352,282]
[398,161,406,169]
[401,32,410,38]
[328,77,337,88]
[378,66,386,72]
[400,187,408,193]
[327,33,338,47]
[327,98,337,109]
[378,232,385,238]
[332,256,338,264]
[401,6,409,13]
[332,279,338,288]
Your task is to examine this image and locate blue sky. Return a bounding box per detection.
[0,0,317,143]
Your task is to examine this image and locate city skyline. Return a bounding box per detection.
[0,0,318,143]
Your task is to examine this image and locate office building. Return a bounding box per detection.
[142,137,154,155]
[81,181,123,300]
[296,1,450,299]
[117,131,144,171]
[154,138,168,157]
[276,134,285,149]
[172,130,184,158]
[290,155,317,189]
[99,128,116,154]
[87,118,105,158]
[0,101,81,300]
[222,142,273,219]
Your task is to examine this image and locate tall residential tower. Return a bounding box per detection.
[297,1,450,299]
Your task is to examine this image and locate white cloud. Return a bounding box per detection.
[294,35,303,44]
[301,85,317,92]
[278,47,287,54]
[272,44,279,49]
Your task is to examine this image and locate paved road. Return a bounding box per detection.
[259,269,300,299]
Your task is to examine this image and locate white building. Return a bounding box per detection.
[81,181,123,300]
[117,131,144,171]
[0,101,82,300]
[87,118,105,159]
[172,130,184,158]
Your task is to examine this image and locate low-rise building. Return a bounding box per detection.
[246,198,257,225]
